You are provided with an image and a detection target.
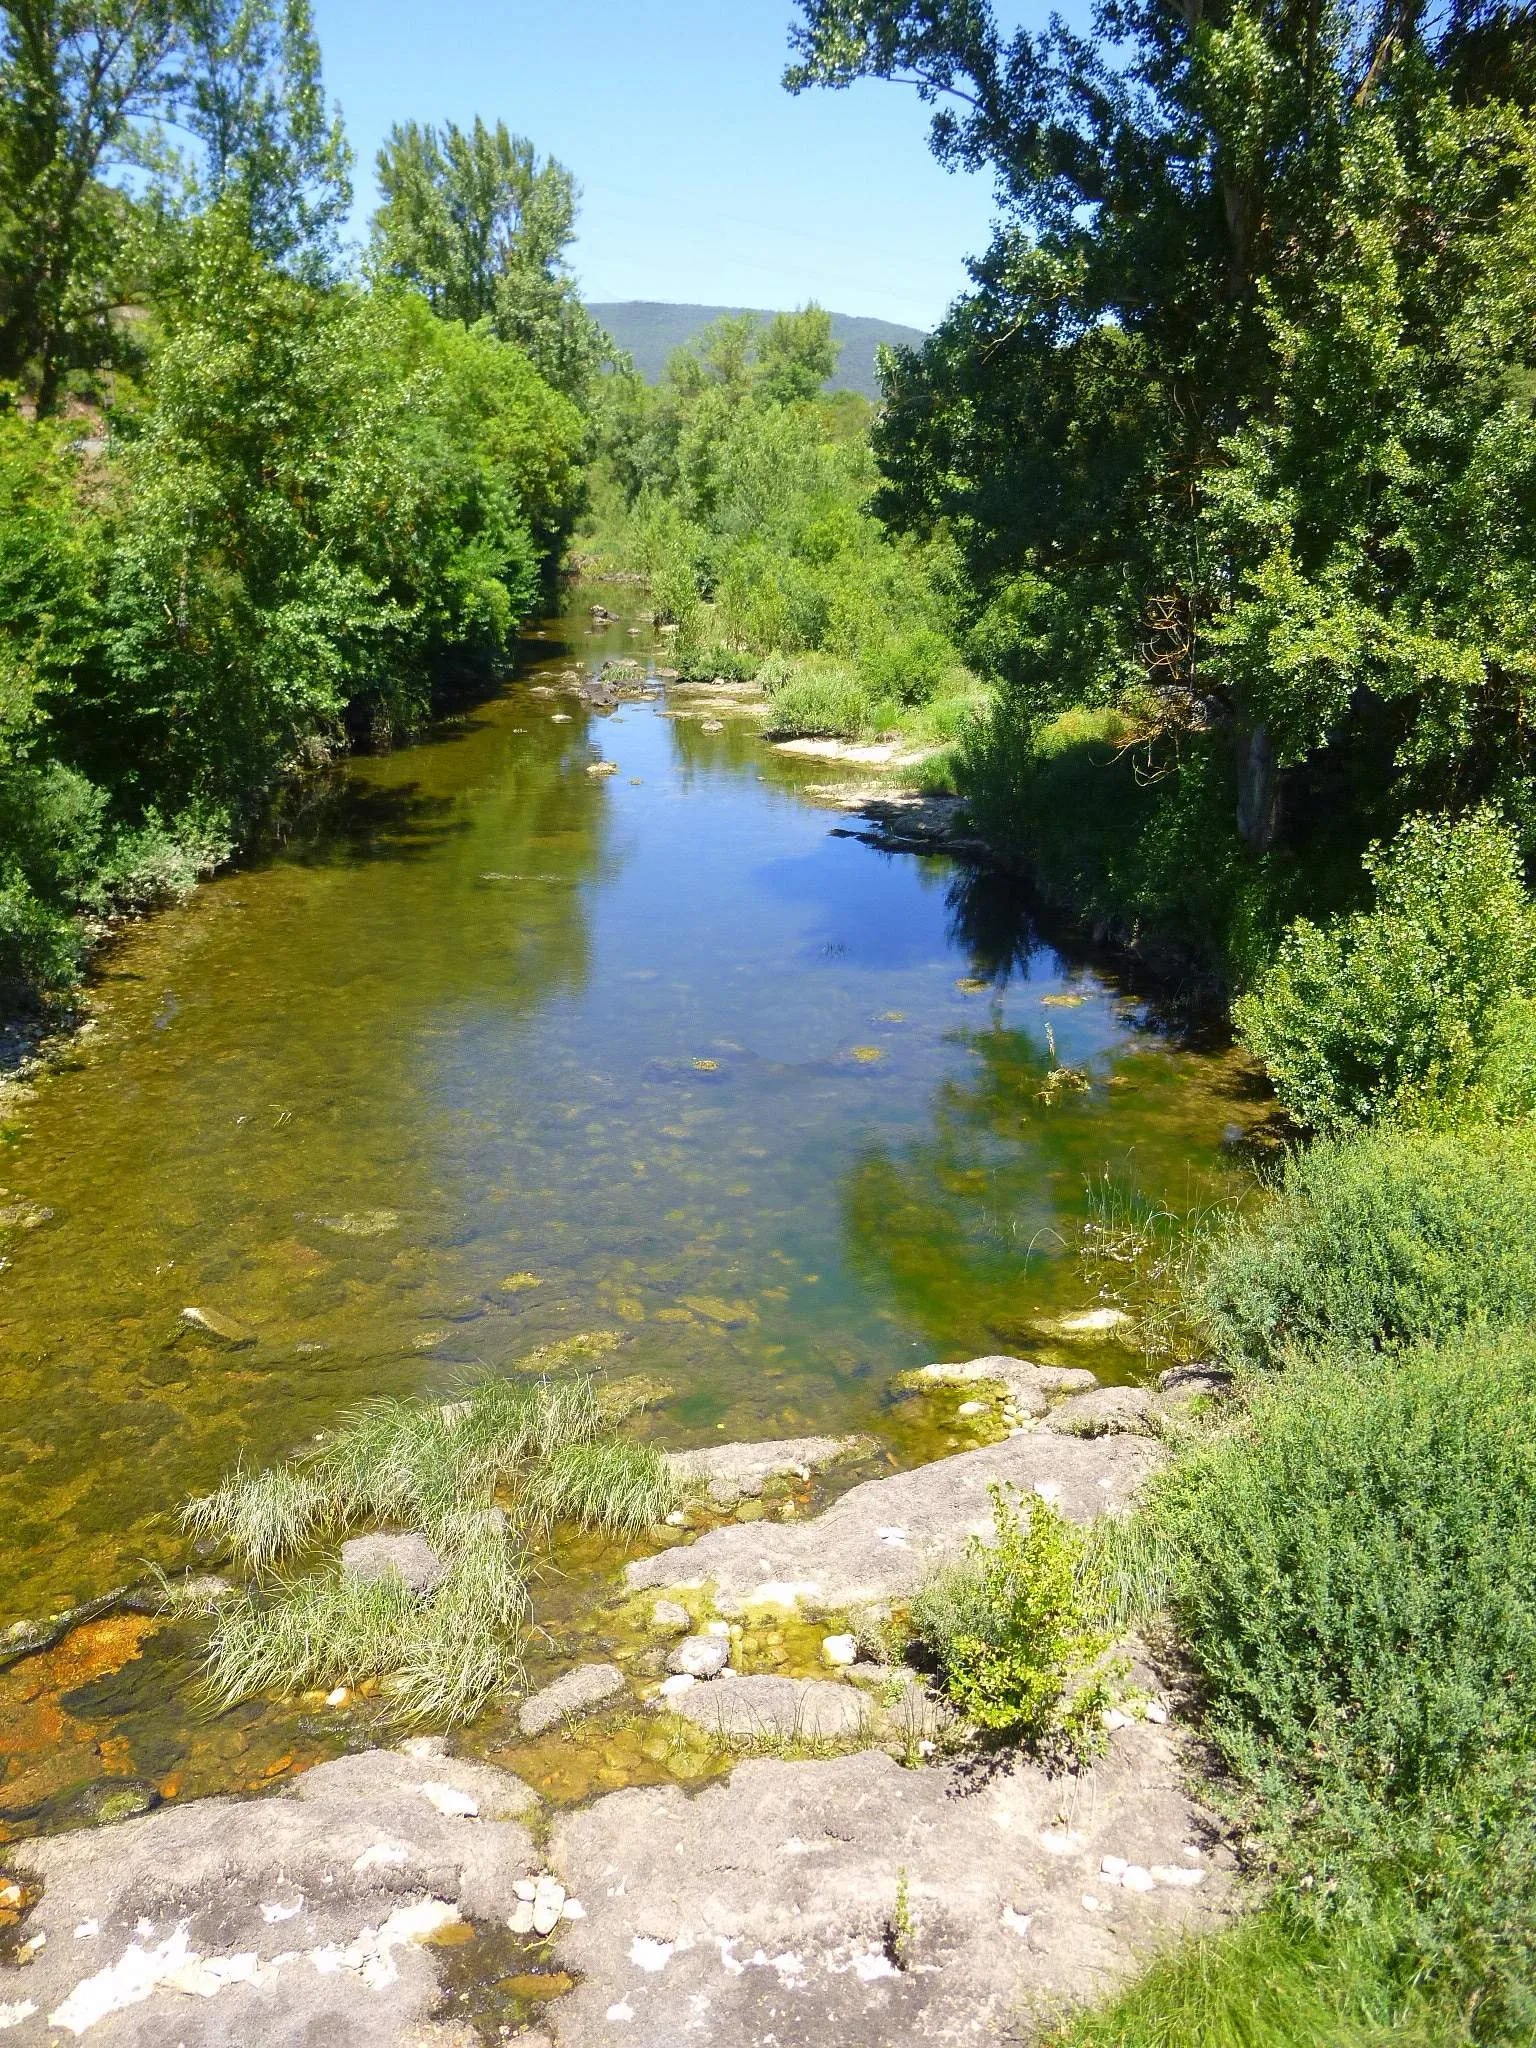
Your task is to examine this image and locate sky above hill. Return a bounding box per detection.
[313,0,1046,330]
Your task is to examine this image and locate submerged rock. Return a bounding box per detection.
[903,1356,1097,1417]
[518,1663,626,1738]
[339,1532,446,1598]
[178,1305,254,1348]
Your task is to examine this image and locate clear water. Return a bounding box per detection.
[0,603,1264,1630]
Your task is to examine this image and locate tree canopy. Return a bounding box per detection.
[789,1,1536,871]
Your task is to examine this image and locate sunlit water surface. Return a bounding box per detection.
[1,607,1264,1638]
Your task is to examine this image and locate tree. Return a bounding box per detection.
[787,2,1536,866]
[370,115,610,398]
[757,303,839,404]
[173,0,351,270]
[0,0,185,409]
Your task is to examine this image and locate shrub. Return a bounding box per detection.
[1152,1336,1536,1808]
[1235,809,1536,1133]
[1196,1124,1536,1370]
[858,625,955,707]
[761,654,880,739]
[909,1484,1116,1749]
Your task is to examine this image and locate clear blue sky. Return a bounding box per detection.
[312,0,1035,331]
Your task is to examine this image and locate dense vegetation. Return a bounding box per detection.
[0,1,590,1001]
[580,304,988,755]
[791,0,1536,983]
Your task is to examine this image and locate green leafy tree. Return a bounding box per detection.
[173,0,351,269]
[788,1,1536,884]
[369,115,610,398]
[0,0,185,408]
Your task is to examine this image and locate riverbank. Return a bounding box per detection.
[0,1360,1238,2045]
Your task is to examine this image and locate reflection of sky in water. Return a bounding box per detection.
[0,621,1261,1621]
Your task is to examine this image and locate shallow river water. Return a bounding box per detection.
[1,601,1263,1647]
[0,601,1275,1841]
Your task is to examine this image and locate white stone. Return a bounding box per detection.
[325,1687,348,1707]
[513,1879,538,1902]
[1144,1700,1169,1724]
[1121,1865,1156,1893]
[1100,1856,1128,1879]
[650,1599,690,1633]
[532,1877,566,1935]
[561,1898,586,1920]
[957,1400,987,1416]
[419,1782,478,1818]
[658,1673,696,1700]
[508,1901,535,1935]
[704,1620,731,1638]
[820,1633,858,1667]
[1001,1907,1032,1938]
[1151,1865,1206,1888]
[668,1634,730,1678]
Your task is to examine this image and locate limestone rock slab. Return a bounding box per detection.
[519,1663,626,1737]
[551,1734,1231,2046]
[627,1430,1164,1612]
[6,1749,537,2046]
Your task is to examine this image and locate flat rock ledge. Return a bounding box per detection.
[668,1673,871,1743]
[3,1749,538,2046]
[552,1733,1233,2046]
[666,1434,859,1507]
[520,1662,627,1737]
[628,1426,1163,1612]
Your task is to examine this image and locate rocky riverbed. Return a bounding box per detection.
[0,1358,1234,2046]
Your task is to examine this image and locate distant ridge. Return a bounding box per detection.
[589,301,926,402]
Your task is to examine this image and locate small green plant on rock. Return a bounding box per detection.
[910,1484,1118,1755]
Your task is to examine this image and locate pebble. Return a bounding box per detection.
[957,1400,988,1417]
[650,1599,690,1634]
[1144,1700,1169,1724]
[703,1620,731,1638]
[508,1901,536,1935]
[658,1673,696,1699]
[668,1634,729,1678]
[820,1633,858,1667]
[533,1876,566,1935]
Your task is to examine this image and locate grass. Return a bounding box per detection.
[180,1373,684,1725]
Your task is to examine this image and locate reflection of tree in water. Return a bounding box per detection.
[944,865,1040,988]
[842,1019,1080,1357]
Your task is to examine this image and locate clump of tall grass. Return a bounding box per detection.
[1078,1166,1229,1358]
[181,1373,683,1725]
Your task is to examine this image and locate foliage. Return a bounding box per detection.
[909,1483,1115,1748]
[1153,1337,1536,1809]
[586,311,983,759]
[369,115,611,399]
[789,0,1536,969]
[184,1372,684,1724]
[1236,810,1536,1133]
[173,0,353,270]
[1196,1123,1536,1372]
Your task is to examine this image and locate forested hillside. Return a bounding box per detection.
[0,9,599,1001]
[589,300,923,399]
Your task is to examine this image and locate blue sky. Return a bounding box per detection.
[312,0,1032,330]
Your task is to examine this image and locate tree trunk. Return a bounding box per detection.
[1237,723,1279,853]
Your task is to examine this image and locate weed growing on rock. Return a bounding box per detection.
[910,1484,1119,1754]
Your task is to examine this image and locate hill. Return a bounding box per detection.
[588,301,926,401]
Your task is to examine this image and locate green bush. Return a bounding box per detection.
[1196,1124,1536,1370]
[1153,1337,1536,1808]
[761,654,881,739]
[909,1484,1115,1748]
[1235,810,1536,1134]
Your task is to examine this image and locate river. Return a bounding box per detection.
[0,597,1265,1825]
